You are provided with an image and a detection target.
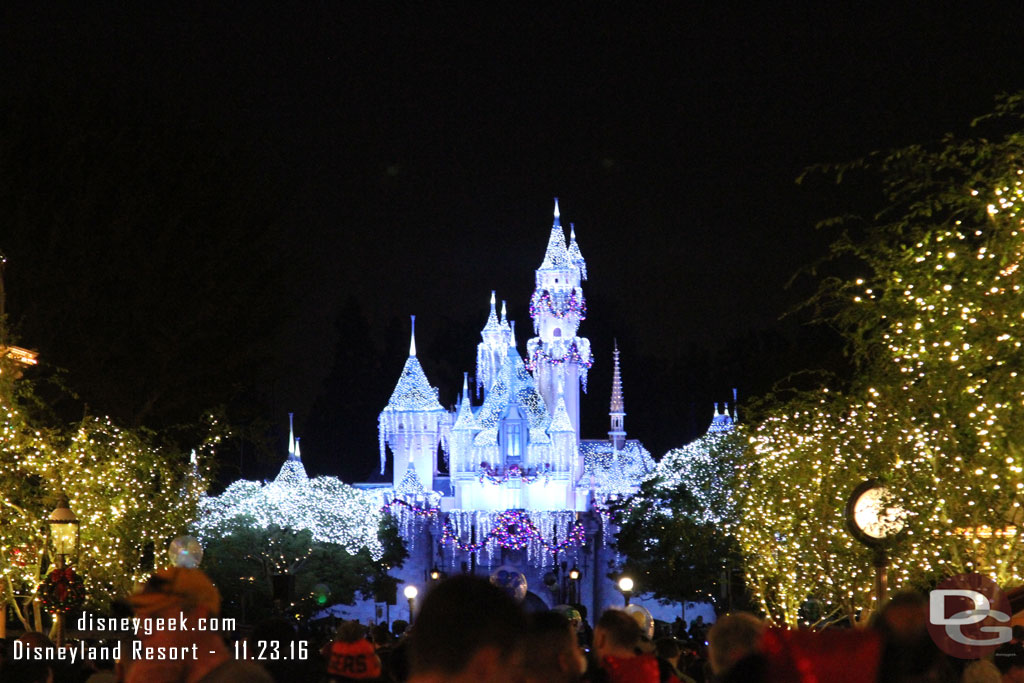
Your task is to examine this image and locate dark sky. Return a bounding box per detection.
[3,5,1024,482]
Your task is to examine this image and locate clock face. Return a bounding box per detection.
[852,485,905,539]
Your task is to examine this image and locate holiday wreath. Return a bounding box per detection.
[39,566,86,613]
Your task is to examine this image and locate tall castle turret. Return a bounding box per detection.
[476,292,509,398]
[526,199,593,442]
[378,316,450,490]
[609,342,626,450]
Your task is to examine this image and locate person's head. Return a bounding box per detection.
[519,611,586,683]
[963,658,1002,683]
[335,620,366,643]
[593,609,642,661]
[129,567,221,619]
[372,623,392,648]
[706,612,764,676]
[407,574,527,682]
[655,637,681,667]
[17,631,55,650]
[872,590,928,643]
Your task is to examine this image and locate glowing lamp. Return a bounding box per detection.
[618,576,634,606]
[48,494,79,561]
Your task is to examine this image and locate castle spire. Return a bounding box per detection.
[478,293,507,398]
[276,416,307,482]
[292,436,302,462]
[453,371,478,432]
[609,341,626,450]
[568,222,587,281]
[288,412,296,456]
[539,199,570,270]
[500,300,511,343]
[409,315,417,356]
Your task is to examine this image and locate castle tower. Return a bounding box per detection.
[609,342,626,450]
[274,414,308,485]
[708,389,739,433]
[526,198,593,441]
[450,372,479,475]
[476,292,508,398]
[378,316,449,490]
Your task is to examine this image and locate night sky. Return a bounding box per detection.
[2,5,1024,484]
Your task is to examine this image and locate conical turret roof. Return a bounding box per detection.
[384,317,444,413]
[548,394,575,433]
[482,291,502,335]
[539,198,572,270]
[568,223,587,281]
[453,373,479,431]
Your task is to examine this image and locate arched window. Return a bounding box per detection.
[500,402,527,468]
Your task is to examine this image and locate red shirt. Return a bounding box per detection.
[324,638,382,679]
[602,654,678,683]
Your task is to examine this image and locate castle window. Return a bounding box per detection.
[499,403,527,467]
[504,422,522,458]
[553,328,562,337]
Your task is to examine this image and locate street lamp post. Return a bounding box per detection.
[404,585,418,623]
[48,493,80,648]
[568,565,580,604]
[618,576,633,607]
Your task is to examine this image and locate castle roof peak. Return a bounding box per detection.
[568,222,587,280]
[540,199,571,270]
[482,292,502,334]
[610,341,625,413]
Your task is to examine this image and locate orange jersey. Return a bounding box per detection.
[325,638,382,679]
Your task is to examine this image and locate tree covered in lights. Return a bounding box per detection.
[738,93,1024,624]
[196,433,407,620]
[614,427,746,609]
[201,515,407,622]
[0,355,214,631]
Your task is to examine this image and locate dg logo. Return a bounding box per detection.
[927,573,1012,659]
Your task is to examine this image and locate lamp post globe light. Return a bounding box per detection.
[618,576,634,606]
[48,494,80,565]
[404,585,418,622]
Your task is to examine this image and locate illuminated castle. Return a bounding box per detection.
[205,200,734,622]
[368,200,673,614]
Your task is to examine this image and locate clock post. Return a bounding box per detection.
[845,479,907,620]
[872,546,888,610]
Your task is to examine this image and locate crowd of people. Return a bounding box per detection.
[2,569,1024,682]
